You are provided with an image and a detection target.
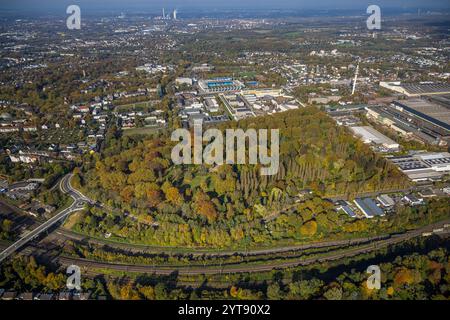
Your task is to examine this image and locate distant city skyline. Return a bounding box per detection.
[1,0,449,14]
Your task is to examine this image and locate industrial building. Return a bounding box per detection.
[391,98,450,146]
[204,97,219,113]
[336,201,358,218]
[403,194,424,206]
[175,77,193,86]
[242,88,283,98]
[393,98,450,131]
[389,152,450,182]
[380,81,450,97]
[350,126,400,151]
[240,89,301,116]
[377,194,396,208]
[354,198,385,219]
[219,94,255,121]
[186,114,229,127]
[367,106,421,138]
[366,103,449,147]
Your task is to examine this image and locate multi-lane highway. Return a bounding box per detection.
[0,174,91,264]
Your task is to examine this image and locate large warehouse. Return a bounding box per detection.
[354,198,385,219]
[391,98,450,145]
[380,82,450,97]
[393,99,450,131]
[350,126,400,151]
[389,152,450,182]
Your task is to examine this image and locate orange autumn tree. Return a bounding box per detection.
[194,191,218,223]
[162,181,183,206]
[300,220,318,237]
[120,185,134,202]
[393,268,421,287]
[146,185,162,208]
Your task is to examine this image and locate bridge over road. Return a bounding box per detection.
[0,174,92,264]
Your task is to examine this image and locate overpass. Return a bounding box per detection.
[0,174,92,264]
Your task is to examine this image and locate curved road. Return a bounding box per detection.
[0,174,91,264]
[2,173,449,275]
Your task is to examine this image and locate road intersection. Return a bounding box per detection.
[1,174,448,275]
[0,174,91,264]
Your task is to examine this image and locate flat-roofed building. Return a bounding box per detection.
[393,99,450,134]
[389,152,450,182]
[418,153,450,172]
[377,194,396,208]
[403,194,424,206]
[390,96,450,145]
[198,78,244,94]
[220,93,255,121]
[1,291,17,300]
[243,88,283,98]
[204,97,219,113]
[350,126,400,150]
[337,203,357,218]
[176,77,193,86]
[380,81,450,97]
[366,104,449,146]
[18,292,34,300]
[354,198,385,219]
[426,94,450,108]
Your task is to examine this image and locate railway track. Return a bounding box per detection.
[55,227,391,257]
[57,219,450,275]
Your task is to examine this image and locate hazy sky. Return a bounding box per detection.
[1,0,449,13]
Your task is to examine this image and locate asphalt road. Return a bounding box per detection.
[0,174,90,264]
[1,174,448,276]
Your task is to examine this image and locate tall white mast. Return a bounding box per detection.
[352,60,360,96]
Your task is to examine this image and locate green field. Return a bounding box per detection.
[122,127,162,136]
[114,100,159,113]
